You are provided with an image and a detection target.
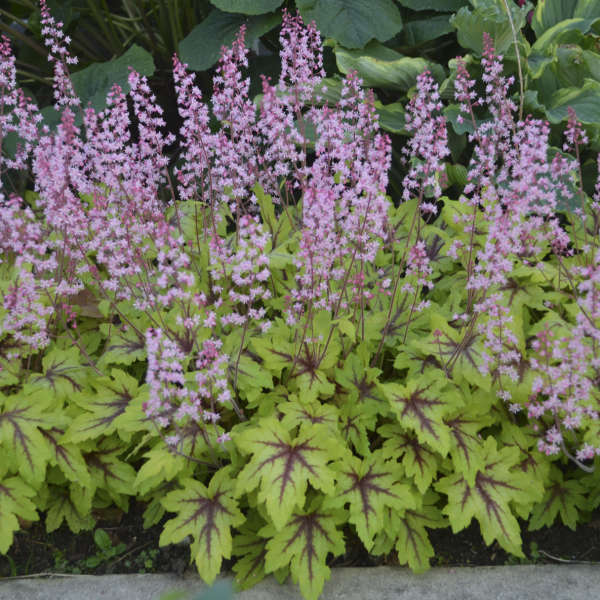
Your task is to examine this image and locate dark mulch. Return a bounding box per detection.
[1,501,599,578]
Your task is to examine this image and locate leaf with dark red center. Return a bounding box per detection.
[64,369,139,443]
[0,472,38,553]
[380,375,462,456]
[234,417,340,530]
[0,389,60,486]
[372,490,447,572]
[27,346,89,399]
[327,450,417,550]
[45,486,95,533]
[262,495,345,600]
[97,319,148,368]
[279,396,339,435]
[378,423,441,493]
[160,467,244,584]
[529,465,589,531]
[41,427,92,489]
[435,437,542,557]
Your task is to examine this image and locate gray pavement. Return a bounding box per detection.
[1,565,599,600]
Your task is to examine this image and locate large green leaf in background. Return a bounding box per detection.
[546,79,600,125]
[396,0,468,9]
[179,9,281,71]
[296,0,403,49]
[335,42,445,91]
[401,15,454,46]
[70,44,155,111]
[451,0,529,55]
[209,0,284,15]
[531,0,600,37]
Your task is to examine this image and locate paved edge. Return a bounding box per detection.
[1,565,599,600]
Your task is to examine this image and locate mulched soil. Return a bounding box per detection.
[1,501,599,578]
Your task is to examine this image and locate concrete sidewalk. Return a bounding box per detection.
[1,565,599,600]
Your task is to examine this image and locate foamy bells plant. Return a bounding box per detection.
[0,2,599,599]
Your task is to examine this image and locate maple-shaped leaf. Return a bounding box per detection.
[64,369,140,443]
[232,510,270,590]
[229,352,274,403]
[528,465,589,531]
[134,440,196,496]
[497,422,551,520]
[378,423,440,494]
[0,389,60,486]
[45,487,95,533]
[234,418,340,530]
[338,401,379,457]
[97,319,148,368]
[0,474,38,554]
[380,375,462,457]
[372,490,447,572]
[40,427,92,490]
[442,386,495,487]
[26,346,89,398]
[412,312,493,392]
[84,437,137,508]
[334,348,386,409]
[279,396,339,436]
[327,450,417,551]
[435,437,542,557]
[160,467,244,584]
[261,495,346,600]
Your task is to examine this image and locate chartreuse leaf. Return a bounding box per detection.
[45,487,95,533]
[372,490,447,572]
[64,369,140,443]
[436,437,542,557]
[296,0,403,49]
[279,396,339,435]
[0,389,60,486]
[327,450,417,551]
[261,495,346,600]
[232,510,270,590]
[380,375,462,457]
[378,424,441,494]
[97,319,147,369]
[234,417,340,530]
[160,467,244,584]
[134,440,196,496]
[40,427,92,490]
[27,346,89,399]
[528,465,589,531]
[85,437,137,509]
[0,473,38,553]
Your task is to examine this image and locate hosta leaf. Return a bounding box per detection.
[64,369,140,443]
[435,437,542,557]
[0,389,57,485]
[396,0,468,9]
[335,42,444,91]
[0,474,38,554]
[380,375,461,457]
[531,0,600,37]
[160,467,244,584]
[70,44,155,111]
[546,79,600,125]
[262,496,346,600]
[27,346,89,398]
[529,466,589,531]
[378,424,441,494]
[234,417,340,529]
[296,0,403,49]
[328,451,417,550]
[179,9,281,71]
[209,0,284,14]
